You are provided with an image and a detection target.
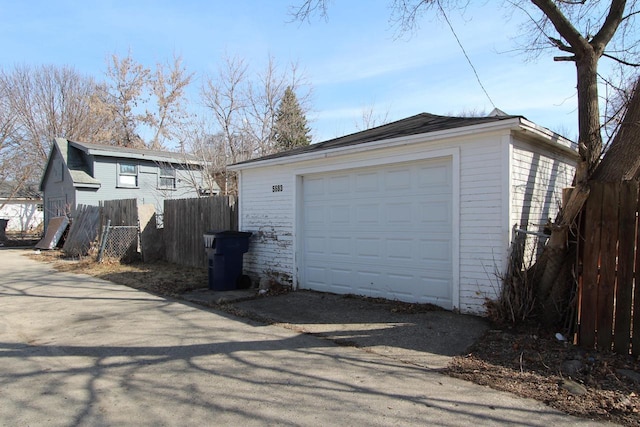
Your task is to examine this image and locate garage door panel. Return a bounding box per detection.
[302,158,454,309]
[417,164,450,187]
[329,236,351,255]
[304,177,325,195]
[329,205,350,223]
[384,169,412,190]
[386,203,413,223]
[355,204,380,223]
[421,239,451,261]
[329,175,350,193]
[355,172,379,192]
[355,238,381,259]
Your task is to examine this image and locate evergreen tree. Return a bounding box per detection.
[273,86,311,151]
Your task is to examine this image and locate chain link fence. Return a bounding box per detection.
[98,225,139,262]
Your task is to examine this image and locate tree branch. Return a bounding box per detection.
[590,0,627,50]
[531,0,589,52]
[549,37,574,53]
[601,52,640,67]
[554,56,576,62]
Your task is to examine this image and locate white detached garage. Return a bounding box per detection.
[228,113,577,315]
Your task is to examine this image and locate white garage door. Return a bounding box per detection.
[301,157,454,309]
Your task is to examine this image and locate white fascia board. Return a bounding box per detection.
[229,118,524,171]
[515,119,578,158]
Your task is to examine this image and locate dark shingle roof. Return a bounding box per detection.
[232,112,522,166]
[69,140,200,164]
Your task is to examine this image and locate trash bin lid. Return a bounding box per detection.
[212,231,252,238]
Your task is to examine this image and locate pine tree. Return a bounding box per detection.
[273,86,311,151]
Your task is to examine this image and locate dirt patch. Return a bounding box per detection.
[445,325,640,426]
[29,250,640,426]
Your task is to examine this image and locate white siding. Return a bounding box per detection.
[511,139,575,233]
[0,201,43,232]
[508,138,576,276]
[240,166,296,286]
[458,137,505,314]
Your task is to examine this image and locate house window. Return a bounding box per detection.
[159,166,176,189]
[118,162,138,187]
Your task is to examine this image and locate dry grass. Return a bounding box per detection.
[32,250,208,297]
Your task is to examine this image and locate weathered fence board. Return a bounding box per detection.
[100,199,138,227]
[163,196,237,268]
[596,183,619,350]
[579,183,603,349]
[578,181,640,355]
[614,181,638,353]
[633,185,640,355]
[63,204,101,257]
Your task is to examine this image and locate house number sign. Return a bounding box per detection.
[272,184,283,192]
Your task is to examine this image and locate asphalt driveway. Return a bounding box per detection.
[0,249,608,426]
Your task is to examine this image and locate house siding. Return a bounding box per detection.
[41,149,76,225]
[0,200,43,232]
[75,157,202,214]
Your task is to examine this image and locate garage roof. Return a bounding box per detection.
[231,112,525,167]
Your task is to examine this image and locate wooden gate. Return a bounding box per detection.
[578,181,640,355]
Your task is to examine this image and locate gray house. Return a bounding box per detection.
[39,138,217,227]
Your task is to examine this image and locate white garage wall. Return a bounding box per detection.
[457,137,506,313]
[238,165,296,286]
[240,125,571,314]
[511,139,576,232]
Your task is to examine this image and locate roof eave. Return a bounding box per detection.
[516,119,579,159]
[228,117,526,171]
[70,141,201,165]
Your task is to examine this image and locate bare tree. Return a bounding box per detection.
[96,52,150,148]
[201,54,249,166]
[200,54,312,194]
[355,102,391,131]
[0,64,107,195]
[146,55,194,150]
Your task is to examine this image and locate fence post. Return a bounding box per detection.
[97,219,111,263]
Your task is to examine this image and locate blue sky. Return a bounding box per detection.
[1,0,587,142]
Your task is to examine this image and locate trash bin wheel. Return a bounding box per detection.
[236,274,251,290]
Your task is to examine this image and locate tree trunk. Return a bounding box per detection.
[534,51,601,327]
[575,50,603,184]
[591,77,640,182]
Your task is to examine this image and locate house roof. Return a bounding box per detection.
[68,140,201,164]
[229,112,575,169]
[54,138,101,189]
[39,138,205,192]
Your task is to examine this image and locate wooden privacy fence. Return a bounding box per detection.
[163,196,237,268]
[578,180,640,355]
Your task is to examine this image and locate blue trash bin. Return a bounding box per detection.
[204,231,252,291]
